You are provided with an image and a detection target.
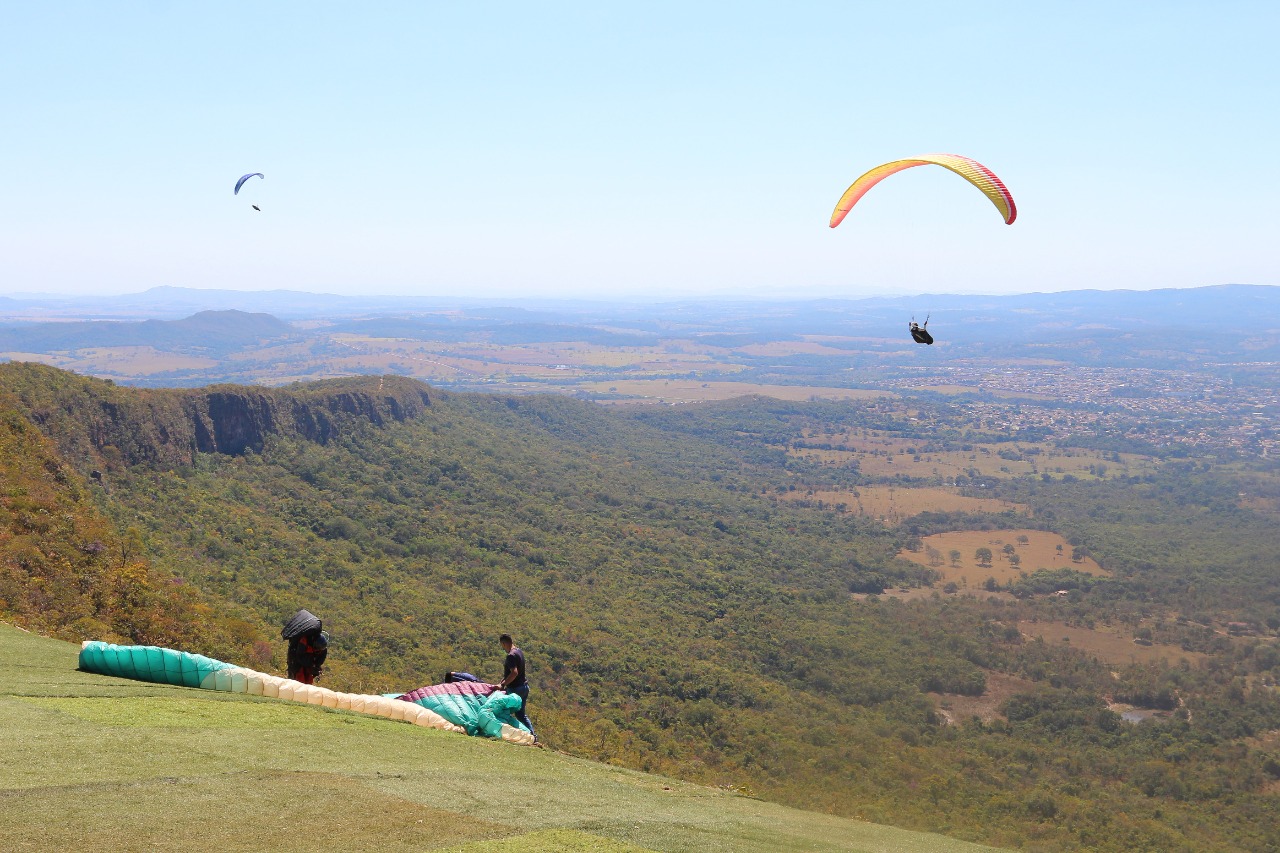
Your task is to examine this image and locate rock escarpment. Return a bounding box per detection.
[0,363,431,469]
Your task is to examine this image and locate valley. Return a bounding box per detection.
[3,286,1280,850]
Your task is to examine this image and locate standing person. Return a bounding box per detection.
[496,633,535,740]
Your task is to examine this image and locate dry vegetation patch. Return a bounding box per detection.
[1017,620,1207,667]
[931,671,1037,725]
[1239,495,1280,517]
[780,486,1024,522]
[790,432,1157,481]
[898,529,1106,586]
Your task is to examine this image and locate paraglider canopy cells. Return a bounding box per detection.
[830,154,1016,227]
[234,172,264,195]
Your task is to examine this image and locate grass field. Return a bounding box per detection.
[780,486,1024,522]
[897,529,1106,586]
[1016,619,1208,668]
[0,623,1002,853]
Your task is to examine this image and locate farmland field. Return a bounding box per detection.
[329,337,561,378]
[897,529,1106,586]
[582,380,891,404]
[731,339,870,357]
[0,347,219,376]
[331,336,728,376]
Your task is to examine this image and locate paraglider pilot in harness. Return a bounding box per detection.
[282,609,328,685]
[909,315,934,345]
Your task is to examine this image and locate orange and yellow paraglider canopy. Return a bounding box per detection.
[830,153,1016,228]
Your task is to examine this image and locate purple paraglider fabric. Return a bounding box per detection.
[234,173,264,194]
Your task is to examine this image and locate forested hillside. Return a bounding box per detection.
[4,361,1280,851]
[0,397,264,653]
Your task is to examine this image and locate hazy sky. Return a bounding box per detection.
[3,2,1276,300]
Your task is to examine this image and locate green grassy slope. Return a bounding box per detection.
[0,623,1000,853]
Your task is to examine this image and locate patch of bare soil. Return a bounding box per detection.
[930,671,1036,725]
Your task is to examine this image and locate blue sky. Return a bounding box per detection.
[2,1,1276,300]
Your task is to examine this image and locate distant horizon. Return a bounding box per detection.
[3,280,1273,307]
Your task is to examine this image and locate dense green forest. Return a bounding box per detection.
[4,362,1280,851]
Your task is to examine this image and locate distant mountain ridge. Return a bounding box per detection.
[3,282,1275,327]
[0,309,295,356]
[2,285,1276,385]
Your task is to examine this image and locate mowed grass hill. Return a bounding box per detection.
[0,624,1001,853]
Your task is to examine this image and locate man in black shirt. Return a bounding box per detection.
[496,633,535,740]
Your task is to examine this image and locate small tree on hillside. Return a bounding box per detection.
[976,547,993,567]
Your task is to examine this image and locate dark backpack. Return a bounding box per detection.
[288,629,328,676]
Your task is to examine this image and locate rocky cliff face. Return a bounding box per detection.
[188,381,430,456]
[0,363,432,469]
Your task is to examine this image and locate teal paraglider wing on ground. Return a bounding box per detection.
[395,680,531,738]
[77,642,535,745]
[78,641,233,689]
[477,691,530,738]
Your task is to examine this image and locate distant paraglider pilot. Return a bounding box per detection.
[909,316,934,345]
[282,609,328,684]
